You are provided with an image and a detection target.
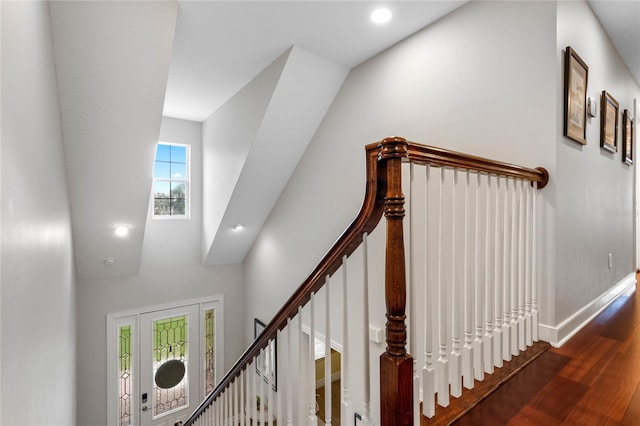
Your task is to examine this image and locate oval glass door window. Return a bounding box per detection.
[155,359,186,389]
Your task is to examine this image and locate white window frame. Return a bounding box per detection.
[152,142,191,219]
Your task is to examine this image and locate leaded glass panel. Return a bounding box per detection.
[204,308,215,394]
[153,315,188,417]
[118,325,132,426]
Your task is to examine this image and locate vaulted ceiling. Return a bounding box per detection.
[48,1,640,279]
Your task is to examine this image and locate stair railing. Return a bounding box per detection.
[184,137,549,426]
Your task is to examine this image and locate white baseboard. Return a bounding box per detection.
[539,272,636,347]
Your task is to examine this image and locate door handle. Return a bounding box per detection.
[142,406,148,412]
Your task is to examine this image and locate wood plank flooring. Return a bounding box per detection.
[454,278,640,425]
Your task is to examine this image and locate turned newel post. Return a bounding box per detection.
[378,137,413,426]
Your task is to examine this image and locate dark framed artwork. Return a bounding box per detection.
[600,91,619,153]
[623,109,634,165]
[254,318,277,391]
[564,46,589,145]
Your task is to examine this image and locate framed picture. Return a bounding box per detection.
[564,46,589,145]
[623,109,634,165]
[254,318,277,391]
[600,91,619,153]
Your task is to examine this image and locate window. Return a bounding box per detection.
[153,143,189,218]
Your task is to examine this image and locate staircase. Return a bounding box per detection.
[185,137,550,426]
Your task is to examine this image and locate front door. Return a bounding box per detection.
[140,305,200,426]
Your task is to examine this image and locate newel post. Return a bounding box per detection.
[378,137,413,426]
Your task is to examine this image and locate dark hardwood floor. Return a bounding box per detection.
[454,275,640,425]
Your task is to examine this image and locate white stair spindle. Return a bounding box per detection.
[340,256,352,424]
[423,165,436,417]
[325,275,332,426]
[287,318,293,426]
[276,329,282,425]
[409,165,420,426]
[297,308,304,426]
[436,167,450,407]
[518,180,526,351]
[462,171,475,390]
[524,182,533,346]
[361,234,371,425]
[502,177,512,362]
[260,348,266,426]
[510,178,519,356]
[493,176,503,368]
[532,182,540,342]
[450,169,462,397]
[309,292,318,426]
[473,172,485,381]
[240,368,245,426]
[484,174,494,374]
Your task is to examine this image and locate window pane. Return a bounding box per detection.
[154,181,170,198]
[171,182,186,199]
[171,198,185,216]
[154,198,170,216]
[170,145,186,164]
[154,161,171,179]
[156,144,171,162]
[171,163,186,180]
[204,309,215,394]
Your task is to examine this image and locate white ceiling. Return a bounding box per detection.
[48,0,640,279]
[588,1,640,86]
[163,1,467,122]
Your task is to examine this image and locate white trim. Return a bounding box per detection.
[315,372,341,389]
[539,272,636,347]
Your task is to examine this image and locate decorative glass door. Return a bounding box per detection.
[140,305,199,426]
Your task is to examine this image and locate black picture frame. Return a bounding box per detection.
[253,318,277,391]
[623,109,634,165]
[600,90,619,153]
[564,46,589,145]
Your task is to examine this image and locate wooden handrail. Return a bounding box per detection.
[184,137,549,426]
[185,139,391,425]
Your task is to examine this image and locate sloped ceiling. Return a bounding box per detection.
[49,0,639,278]
[49,1,178,279]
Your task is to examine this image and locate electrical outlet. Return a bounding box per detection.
[609,253,613,269]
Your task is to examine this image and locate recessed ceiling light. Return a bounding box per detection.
[371,8,392,24]
[233,224,245,231]
[114,225,129,237]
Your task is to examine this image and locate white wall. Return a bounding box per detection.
[76,117,245,425]
[1,2,76,425]
[552,1,640,336]
[243,0,557,421]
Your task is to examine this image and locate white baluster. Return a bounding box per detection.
[484,174,494,374]
[493,176,503,368]
[462,171,475,390]
[240,368,245,426]
[361,234,371,425]
[510,178,519,356]
[260,348,266,426]
[309,292,318,425]
[450,169,462,398]
[502,177,512,362]
[409,164,420,426]
[268,342,274,426]
[297,308,304,426]
[518,180,526,352]
[524,182,533,346]
[532,183,540,342]
[474,172,485,381]
[340,256,352,424]
[436,167,450,407]
[276,329,282,425]
[423,165,436,417]
[325,274,332,426]
[287,318,293,426]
